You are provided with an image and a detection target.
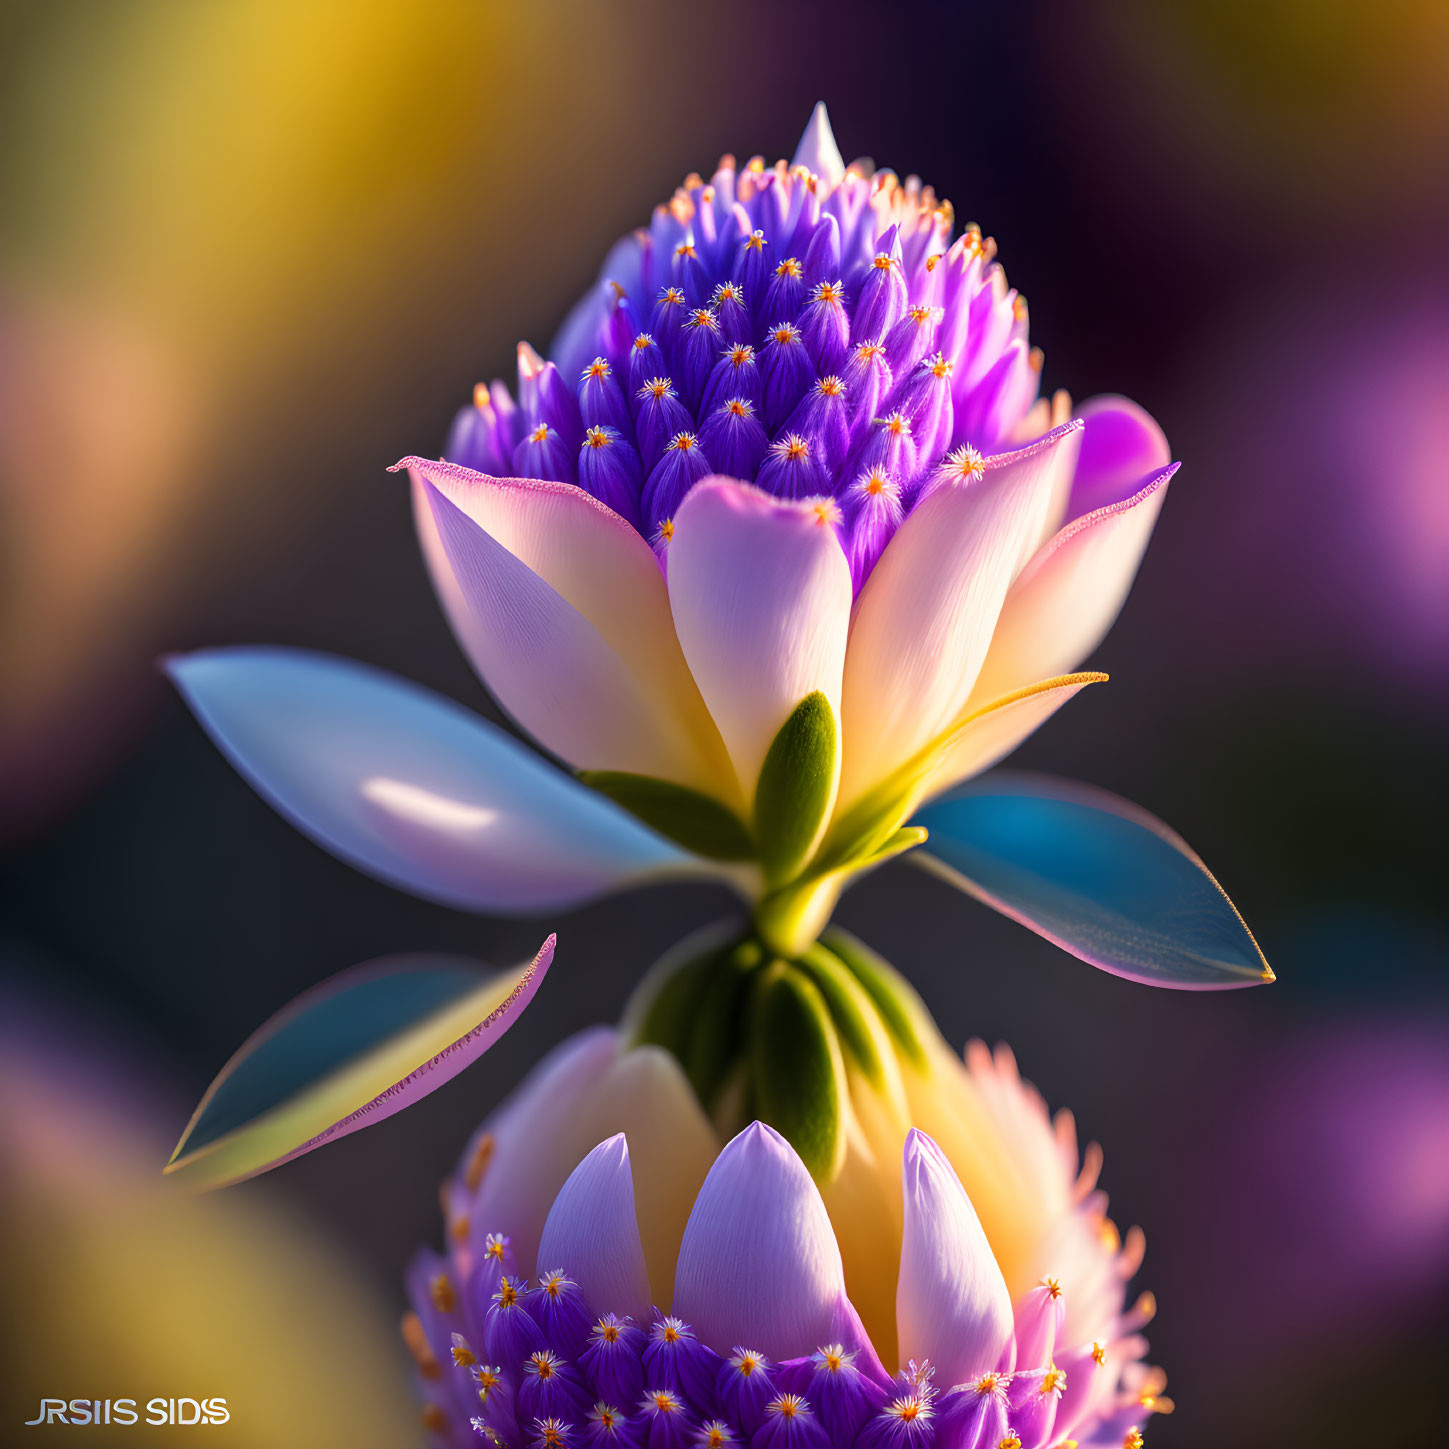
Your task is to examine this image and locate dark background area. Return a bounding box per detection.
[3,3,1447,1446]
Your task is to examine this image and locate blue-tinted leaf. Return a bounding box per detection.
[912,773,1271,989]
[166,937,554,1189]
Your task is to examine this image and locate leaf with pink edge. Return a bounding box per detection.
[165,938,554,1190]
[912,773,1272,989]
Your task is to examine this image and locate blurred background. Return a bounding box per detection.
[2,1,1446,1444]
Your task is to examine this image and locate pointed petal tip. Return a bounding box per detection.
[792,102,846,187]
[733,1119,789,1153]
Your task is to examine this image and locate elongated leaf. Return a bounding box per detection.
[753,691,838,884]
[795,942,895,1093]
[749,963,847,1180]
[912,773,1272,989]
[682,939,767,1110]
[579,770,755,860]
[166,937,554,1190]
[821,927,933,1070]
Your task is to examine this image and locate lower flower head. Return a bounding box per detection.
[405,1014,1165,1448]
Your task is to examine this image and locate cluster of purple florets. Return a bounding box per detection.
[445,154,1038,589]
[408,1238,1145,1449]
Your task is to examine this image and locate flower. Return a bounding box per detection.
[402,1019,1165,1449]
[387,102,1183,955]
[167,105,1262,975]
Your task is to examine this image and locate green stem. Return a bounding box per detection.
[752,874,846,958]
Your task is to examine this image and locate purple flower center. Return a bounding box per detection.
[444,148,1041,591]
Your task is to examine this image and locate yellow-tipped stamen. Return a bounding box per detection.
[429,1273,455,1314]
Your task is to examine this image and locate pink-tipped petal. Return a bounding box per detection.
[403,456,733,801]
[167,648,701,914]
[897,1129,1014,1387]
[537,1134,653,1326]
[667,479,852,792]
[840,422,1083,805]
[673,1122,867,1363]
[1067,395,1171,520]
[968,461,1176,703]
[420,477,703,786]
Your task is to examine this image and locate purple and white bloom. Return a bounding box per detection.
[403,1024,1166,1449]
[168,105,1267,992]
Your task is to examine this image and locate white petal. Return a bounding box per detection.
[792,101,847,189]
[167,648,702,913]
[537,1134,653,1325]
[469,1028,622,1277]
[406,457,735,802]
[571,1045,722,1310]
[667,479,851,794]
[840,423,1083,805]
[970,461,1175,705]
[897,1129,1014,1385]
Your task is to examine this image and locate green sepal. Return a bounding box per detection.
[795,942,894,1091]
[580,770,755,860]
[682,939,766,1110]
[749,961,847,1180]
[753,691,838,885]
[821,926,932,1071]
[626,928,740,1055]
